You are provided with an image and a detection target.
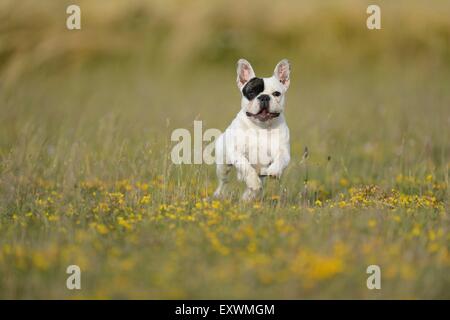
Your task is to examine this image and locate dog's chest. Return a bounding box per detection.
[240,128,279,166]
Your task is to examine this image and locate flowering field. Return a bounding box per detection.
[0,0,449,299]
[1,175,448,298]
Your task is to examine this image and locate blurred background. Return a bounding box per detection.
[2,0,450,77]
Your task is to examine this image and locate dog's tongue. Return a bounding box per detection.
[256,108,272,121]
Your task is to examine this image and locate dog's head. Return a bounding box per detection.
[236,58,291,124]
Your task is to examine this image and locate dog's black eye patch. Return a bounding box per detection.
[242,77,264,101]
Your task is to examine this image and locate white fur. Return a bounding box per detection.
[214,59,291,201]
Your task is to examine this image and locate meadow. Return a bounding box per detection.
[0,0,449,298]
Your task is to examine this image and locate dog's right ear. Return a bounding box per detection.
[274,59,291,90]
[236,59,255,90]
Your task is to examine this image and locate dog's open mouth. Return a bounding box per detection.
[246,109,280,122]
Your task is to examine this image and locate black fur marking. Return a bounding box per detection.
[242,77,264,101]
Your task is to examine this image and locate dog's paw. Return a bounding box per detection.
[264,165,283,179]
[259,167,268,176]
[244,171,262,190]
[241,188,261,201]
[213,188,225,199]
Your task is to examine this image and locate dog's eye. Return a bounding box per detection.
[272,91,281,97]
[247,92,257,100]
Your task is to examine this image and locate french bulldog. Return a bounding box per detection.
[214,59,291,201]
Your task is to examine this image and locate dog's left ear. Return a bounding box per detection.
[274,59,291,89]
[236,59,256,90]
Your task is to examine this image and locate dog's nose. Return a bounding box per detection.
[258,94,270,103]
[258,94,270,108]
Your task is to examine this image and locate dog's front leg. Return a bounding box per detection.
[264,147,290,179]
[233,155,262,201]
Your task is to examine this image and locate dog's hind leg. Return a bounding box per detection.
[213,133,231,198]
[213,164,231,198]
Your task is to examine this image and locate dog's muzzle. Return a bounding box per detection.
[258,94,271,109]
[246,109,280,122]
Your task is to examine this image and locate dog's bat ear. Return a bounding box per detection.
[236,59,255,90]
[274,59,291,89]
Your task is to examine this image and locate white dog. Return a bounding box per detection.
[214,59,291,201]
